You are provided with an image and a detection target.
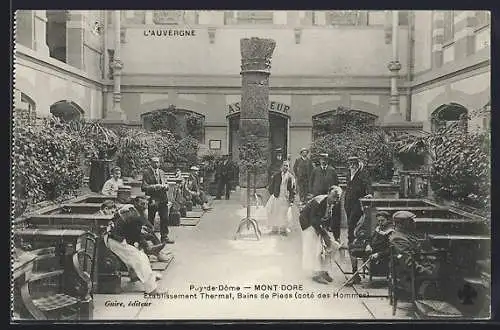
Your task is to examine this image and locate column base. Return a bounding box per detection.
[104,110,127,121]
[382,112,404,124]
[239,187,270,208]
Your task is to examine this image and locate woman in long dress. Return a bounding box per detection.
[265,161,296,235]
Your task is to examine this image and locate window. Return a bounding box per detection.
[476,11,490,28]
[398,11,409,26]
[443,11,454,44]
[153,11,184,25]
[17,93,36,123]
[46,10,68,63]
[235,11,274,24]
[50,101,84,122]
[431,103,468,133]
[121,10,145,24]
[325,11,362,25]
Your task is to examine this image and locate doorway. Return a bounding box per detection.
[228,112,289,178]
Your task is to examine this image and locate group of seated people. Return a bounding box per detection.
[346,209,439,290]
[99,198,171,295]
[102,164,212,212]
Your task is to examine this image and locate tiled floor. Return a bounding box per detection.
[93,193,413,320]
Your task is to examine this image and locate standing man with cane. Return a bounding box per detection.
[344,156,373,284]
[141,156,175,244]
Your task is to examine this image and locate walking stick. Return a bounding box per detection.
[335,255,373,295]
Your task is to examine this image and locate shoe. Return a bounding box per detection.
[162,237,175,244]
[155,273,162,281]
[312,275,329,285]
[321,271,333,283]
[146,288,166,295]
[145,243,166,255]
[345,274,362,286]
[157,253,173,262]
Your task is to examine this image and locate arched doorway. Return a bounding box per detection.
[50,100,84,122]
[228,111,289,176]
[431,103,468,132]
[312,107,378,139]
[16,92,37,123]
[141,105,206,142]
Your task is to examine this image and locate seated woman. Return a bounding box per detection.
[101,201,163,294]
[102,166,124,196]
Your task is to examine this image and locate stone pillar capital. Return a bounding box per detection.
[240,38,276,74]
[111,59,124,71]
[387,60,402,72]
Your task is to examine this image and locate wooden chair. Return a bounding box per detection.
[20,247,95,320]
[388,245,463,319]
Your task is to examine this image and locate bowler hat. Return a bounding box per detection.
[190,166,200,171]
[392,210,417,222]
[299,148,309,153]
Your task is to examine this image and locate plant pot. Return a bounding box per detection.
[89,159,113,193]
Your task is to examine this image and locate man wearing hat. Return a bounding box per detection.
[390,211,437,276]
[344,156,373,241]
[346,210,395,285]
[309,153,339,198]
[300,185,343,284]
[215,154,233,200]
[293,148,314,204]
[141,157,174,244]
[186,165,212,211]
[102,166,124,196]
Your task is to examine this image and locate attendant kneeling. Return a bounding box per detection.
[299,185,342,284]
[102,203,162,294]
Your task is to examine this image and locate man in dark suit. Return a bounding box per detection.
[344,156,373,282]
[293,148,314,204]
[215,154,233,200]
[141,156,174,244]
[309,153,339,198]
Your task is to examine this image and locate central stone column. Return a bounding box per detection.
[239,37,276,191]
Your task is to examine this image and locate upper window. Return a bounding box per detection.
[325,11,363,26]
[443,11,455,44]
[234,11,274,24]
[475,11,490,28]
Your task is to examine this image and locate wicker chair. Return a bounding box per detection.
[20,237,96,320]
